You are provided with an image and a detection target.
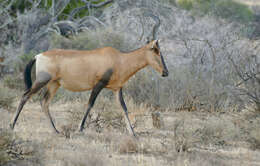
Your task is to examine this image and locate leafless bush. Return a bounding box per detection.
[50,27,126,51]
[228,40,260,111]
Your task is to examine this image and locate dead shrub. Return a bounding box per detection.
[248,127,260,150]
[50,27,126,51]
[0,129,13,165]
[173,119,193,153]
[118,136,138,154]
[0,128,41,165]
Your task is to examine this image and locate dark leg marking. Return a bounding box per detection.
[42,89,60,133]
[11,72,51,130]
[39,81,60,133]
[119,88,136,137]
[79,69,113,132]
[10,90,31,130]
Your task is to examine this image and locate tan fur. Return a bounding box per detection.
[36,40,165,92]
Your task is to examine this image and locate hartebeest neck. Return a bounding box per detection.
[120,47,148,82]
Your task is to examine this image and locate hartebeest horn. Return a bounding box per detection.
[143,12,161,41]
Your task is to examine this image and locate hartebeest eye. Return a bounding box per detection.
[151,47,160,55]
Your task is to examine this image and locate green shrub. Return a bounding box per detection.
[3,74,24,90]
[9,0,110,19]
[214,0,254,23]
[0,84,16,109]
[177,0,254,23]
[14,53,36,73]
[160,0,177,6]
[177,0,193,10]
[192,0,213,14]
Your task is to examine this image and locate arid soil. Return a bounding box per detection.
[1,98,260,166]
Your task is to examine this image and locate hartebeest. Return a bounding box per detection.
[11,15,168,136]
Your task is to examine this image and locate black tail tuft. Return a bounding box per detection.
[24,58,36,91]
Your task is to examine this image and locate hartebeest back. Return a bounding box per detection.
[11,14,169,136]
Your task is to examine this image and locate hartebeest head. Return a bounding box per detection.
[145,39,168,77]
[141,12,168,77]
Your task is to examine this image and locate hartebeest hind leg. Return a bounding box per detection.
[11,72,51,130]
[41,82,60,133]
[118,88,136,137]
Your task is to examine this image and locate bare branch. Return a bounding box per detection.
[69,0,113,19]
[51,0,71,21]
[90,0,113,8]
[0,16,14,29]
[77,16,106,28]
[32,0,42,9]
[235,72,260,87]
[0,0,15,15]
[51,20,78,36]
[187,38,216,68]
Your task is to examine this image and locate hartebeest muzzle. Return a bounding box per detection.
[162,69,169,77]
[161,54,169,77]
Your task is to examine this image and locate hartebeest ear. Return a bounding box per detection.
[151,40,159,49]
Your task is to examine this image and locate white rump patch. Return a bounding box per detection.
[35,53,51,75]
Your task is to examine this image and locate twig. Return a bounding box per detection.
[69,0,113,19]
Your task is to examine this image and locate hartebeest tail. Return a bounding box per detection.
[24,59,36,91]
[11,14,169,137]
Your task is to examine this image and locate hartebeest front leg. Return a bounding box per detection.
[79,81,106,132]
[118,88,136,137]
[79,69,113,132]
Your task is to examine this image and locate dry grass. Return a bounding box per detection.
[118,136,138,154]
[0,128,41,166]
[0,84,17,109]
[2,74,24,90]
[1,89,260,166]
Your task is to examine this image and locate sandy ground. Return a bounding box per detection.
[1,99,260,166]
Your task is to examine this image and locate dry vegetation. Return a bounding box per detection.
[1,98,260,165]
[0,0,260,165]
